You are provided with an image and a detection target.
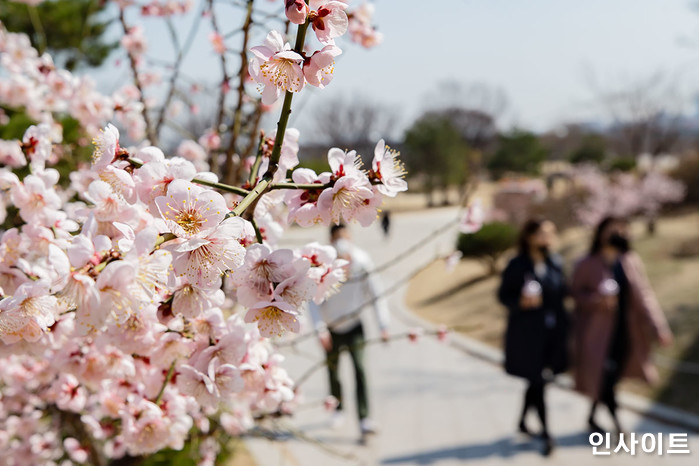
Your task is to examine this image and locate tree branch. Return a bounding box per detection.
[154,0,206,134]
[118,8,157,144]
[207,0,232,175]
[222,0,255,185]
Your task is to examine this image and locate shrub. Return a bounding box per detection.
[607,156,636,172]
[671,154,699,206]
[456,221,518,274]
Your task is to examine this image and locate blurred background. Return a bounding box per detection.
[1,0,699,464]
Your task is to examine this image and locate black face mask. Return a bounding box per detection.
[608,232,630,253]
[538,245,550,256]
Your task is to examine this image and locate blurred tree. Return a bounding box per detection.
[587,71,685,159]
[569,133,607,164]
[607,156,637,172]
[403,112,470,206]
[310,94,397,151]
[0,0,116,70]
[438,108,498,152]
[428,107,496,200]
[671,154,699,205]
[487,130,548,178]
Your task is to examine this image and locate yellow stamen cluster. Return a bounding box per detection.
[260,59,302,93]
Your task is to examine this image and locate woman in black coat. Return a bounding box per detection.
[497,218,569,456]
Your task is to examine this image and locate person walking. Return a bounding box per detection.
[380,210,391,238]
[309,224,390,439]
[497,218,569,456]
[571,216,673,435]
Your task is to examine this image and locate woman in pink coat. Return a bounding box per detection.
[571,216,673,434]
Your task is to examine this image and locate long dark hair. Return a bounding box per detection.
[590,215,626,254]
[518,217,547,256]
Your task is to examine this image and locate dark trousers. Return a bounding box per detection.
[521,380,548,435]
[326,323,369,420]
[600,322,629,416]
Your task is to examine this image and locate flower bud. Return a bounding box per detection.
[286,0,309,25]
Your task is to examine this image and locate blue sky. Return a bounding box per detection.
[96,0,699,137]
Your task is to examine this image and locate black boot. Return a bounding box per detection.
[542,432,554,456]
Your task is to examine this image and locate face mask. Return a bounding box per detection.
[608,232,630,253]
[333,238,352,256]
[538,245,550,256]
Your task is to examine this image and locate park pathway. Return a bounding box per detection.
[245,207,698,465]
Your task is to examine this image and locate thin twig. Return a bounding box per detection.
[154,0,206,134]
[250,217,264,244]
[230,16,311,218]
[127,158,250,196]
[118,8,157,144]
[222,0,255,185]
[27,5,46,54]
[208,0,232,175]
[247,133,266,185]
[154,360,176,405]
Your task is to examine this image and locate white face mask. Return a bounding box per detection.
[332,238,352,256]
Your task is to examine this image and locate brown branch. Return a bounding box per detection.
[233,104,264,183]
[222,0,255,185]
[207,0,232,175]
[118,8,157,145]
[154,1,206,134]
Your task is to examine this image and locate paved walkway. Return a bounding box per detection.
[246,208,698,465]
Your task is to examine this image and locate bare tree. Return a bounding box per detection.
[424,81,509,123]
[588,71,686,159]
[311,94,398,149]
[418,82,508,202]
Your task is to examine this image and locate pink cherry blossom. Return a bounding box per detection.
[407,327,424,343]
[458,198,485,233]
[273,262,315,308]
[309,0,349,44]
[327,147,364,178]
[317,175,374,225]
[0,3,395,462]
[22,123,54,171]
[172,279,225,319]
[10,173,62,225]
[208,32,226,55]
[134,157,196,212]
[303,44,342,88]
[0,139,26,167]
[244,300,300,337]
[49,373,87,412]
[171,217,248,287]
[155,179,229,239]
[299,242,347,303]
[348,2,383,48]
[91,124,120,170]
[285,168,331,226]
[121,25,147,58]
[437,325,449,342]
[64,438,90,464]
[0,281,58,343]
[249,30,305,104]
[121,400,174,456]
[285,0,309,25]
[372,139,407,197]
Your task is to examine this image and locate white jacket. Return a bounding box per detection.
[309,244,390,335]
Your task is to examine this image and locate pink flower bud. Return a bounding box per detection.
[209,32,226,55]
[408,328,423,343]
[437,325,448,342]
[286,0,309,25]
